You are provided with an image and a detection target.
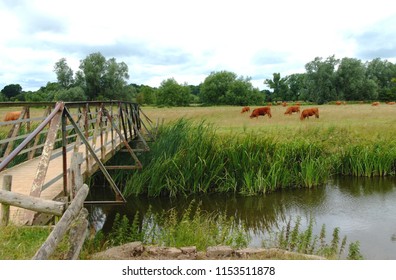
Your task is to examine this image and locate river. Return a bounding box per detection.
[89,176,396,260]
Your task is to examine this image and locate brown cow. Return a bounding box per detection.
[300,107,319,120]
[3,111,21,121]
[386,101,395,105]
[250,106,272,119]
[241,106,250,113]
[284,105,300,115]
[335,101,342,105]
[372,102,380,106]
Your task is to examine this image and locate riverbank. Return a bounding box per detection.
[92,242,325,260]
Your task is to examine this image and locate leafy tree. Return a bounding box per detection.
[305,56,339,104]
[157,78,190,106]
[284,73,306,101]
[200,71,261,105]
[1,84,22,99]
[200,71,238,104]
[77,53,130,100]
[53,58,74,88]
[365,58,396,101]
[78,52,107,100]
[335,57,377,101]
[264,73,289,101]
[102,58,129,100]
[24,82,60,101]
[225,76,262,105]
[139,85,157,105]
[53,86,87,101]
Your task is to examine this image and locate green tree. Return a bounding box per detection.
[200,71,238,104]
[305,56,339,104]
[140,85,157,105]
[365,58,396,101]
[53,58,74,88]
[157,78,191,106]
[102,58,129,100]
[200,71,261,105]
[53,86,87,101]
[335,57,377,101]
[284,73,306,101]
[1,84,22,100]
[79,52,107,100]
[264,73,289,101]
[225,76,262,105]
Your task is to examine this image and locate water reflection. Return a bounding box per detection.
[89,176,396,259]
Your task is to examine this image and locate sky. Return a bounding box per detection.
[1,0,396,91]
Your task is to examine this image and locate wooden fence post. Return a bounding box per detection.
[32,184,89,260]
[1,175,12,226]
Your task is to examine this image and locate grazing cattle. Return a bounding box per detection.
[3,111,21,122]
[250,106,272,119]
[372,102,380,106]
[386,101,395,105]
[300,108,319,120]
[336,101,342,105]
[241,106,250,113]
[282,102,287,107]
[284,105,300,115]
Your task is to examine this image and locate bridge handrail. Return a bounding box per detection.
[0,102,64,172]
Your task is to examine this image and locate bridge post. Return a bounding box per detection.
[0,175,12,226]
[69,152,84,200]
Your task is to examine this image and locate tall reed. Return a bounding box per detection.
[123,119,334,197]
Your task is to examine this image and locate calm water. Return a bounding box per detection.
[89,176,396,260]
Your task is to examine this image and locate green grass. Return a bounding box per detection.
[0,225,52,259]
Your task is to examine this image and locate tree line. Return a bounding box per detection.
[2,53,396,106]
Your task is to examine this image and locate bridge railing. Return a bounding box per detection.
[0,101,153,225]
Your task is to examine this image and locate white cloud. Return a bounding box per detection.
[1,0,396,91]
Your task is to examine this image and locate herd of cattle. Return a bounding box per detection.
[242,104,319,120]
[241,100,395,121]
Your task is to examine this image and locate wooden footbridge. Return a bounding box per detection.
[0,101,155,227]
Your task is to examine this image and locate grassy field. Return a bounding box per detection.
[141,103,396,141]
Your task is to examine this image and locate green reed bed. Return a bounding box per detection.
[123,119,335,197]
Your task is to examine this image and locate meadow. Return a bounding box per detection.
[142,103,396,140]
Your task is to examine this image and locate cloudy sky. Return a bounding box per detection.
[1,0,396,91]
